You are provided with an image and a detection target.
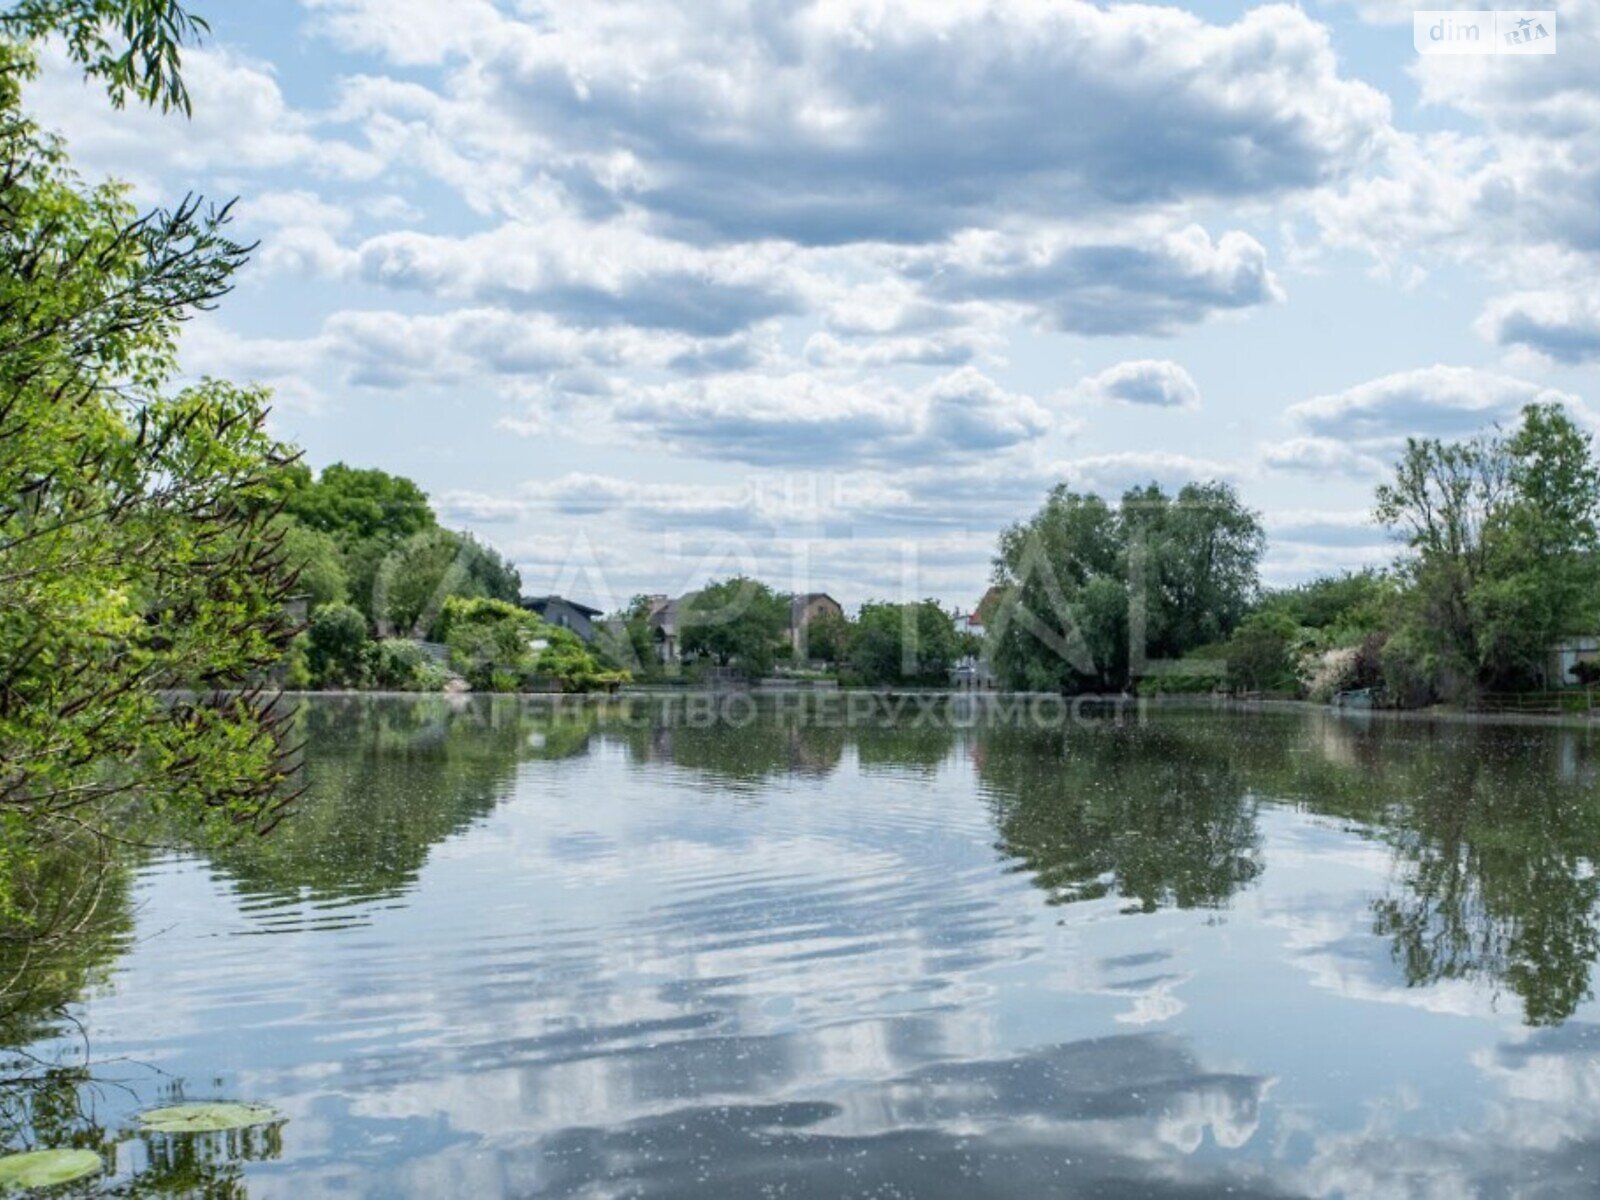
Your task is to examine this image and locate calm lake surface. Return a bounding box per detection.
[12,695,1600,1196]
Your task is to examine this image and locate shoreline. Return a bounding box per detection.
[269,688,1600,730]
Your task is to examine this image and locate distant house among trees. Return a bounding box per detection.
[952,602,990,643]
[639,588,842,669]
[951,592,996,689]
[644,594,687,663]
[522,595,603,644]
[788,593,844,659]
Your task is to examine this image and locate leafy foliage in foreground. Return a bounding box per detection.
[0,12,300,918]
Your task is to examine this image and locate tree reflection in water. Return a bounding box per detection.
[5,702,1600,1195]
[974,711,1600,1025]
[204,696,568,909]
[974,721,1264,912]
[203,704,1600,1025]
[618,716,846,784]
[1306,718,1600,1026]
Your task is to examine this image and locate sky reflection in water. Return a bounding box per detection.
[10,696,1600,1197]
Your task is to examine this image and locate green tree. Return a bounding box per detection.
[849,604,906,685]
[921,606,960,680]
[806,609,853,666]
[532,626,621,692]
[369,638,442,691]
[369,528,522,638]
[1,0,205,113]
[989,489,1128,693]
[679,578,787,679]
[1376,403,1600,697]
[1375,431,1507,698]
[849,601,958,686]
[458,532,521,605]
[372,527,458,637]
[282,463,435,547]
[989,482,1260,692]
[593,601,660,678]
[1476,404,1600,686]
[277,519,347,611]
[0,6,299,917]
[1256,571,1390,638]
[1125,481,1264,658]
[280,463,436,623]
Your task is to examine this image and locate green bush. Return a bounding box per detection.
[1223,612,1302,694]
[370,639,446,691]
[277,520,348,612]
[306,603,370,688]
[440,597,532,690]
[439,596,628,693]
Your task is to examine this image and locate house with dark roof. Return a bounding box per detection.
[522,595,604,643]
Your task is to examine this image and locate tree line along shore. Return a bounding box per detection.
[280,397,1600,714]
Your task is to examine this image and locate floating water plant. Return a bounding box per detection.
[0,1148,102,1190]
[137,1103,283,1134]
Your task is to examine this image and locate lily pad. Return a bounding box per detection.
[137,1103,283,1134]
[0,1148,102,1190]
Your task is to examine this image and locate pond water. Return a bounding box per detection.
[9,695,1600,1196]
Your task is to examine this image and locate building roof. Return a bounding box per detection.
[646,593,690,630]
[523,595,603,618]
[789,592,841,619]
[974,584,1006,624]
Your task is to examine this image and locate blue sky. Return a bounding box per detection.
[30,0,1600,610]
